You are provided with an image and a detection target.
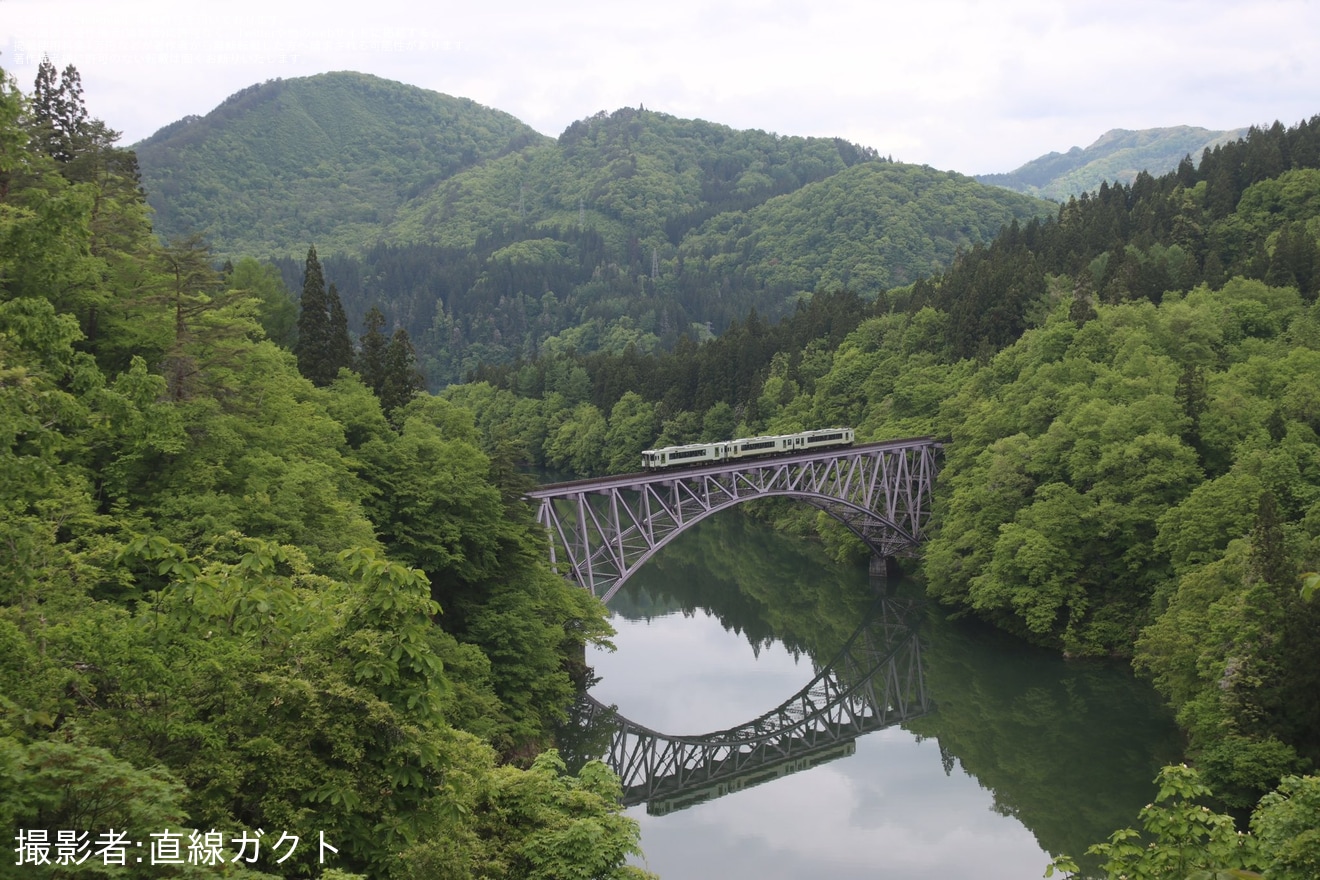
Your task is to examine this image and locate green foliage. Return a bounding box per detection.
[604,392,658,473]
[1251,775,1320,880]
[395,751,655,880]
[1050,765,1320,880]
[226,256,297,346]
[480,751,653,880]
[1,61,641,879]
[1083,764,1260,878]
[544,402,608,475]
[3,737,190,832]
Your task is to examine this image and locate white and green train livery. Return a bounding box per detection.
[641,428,855,470]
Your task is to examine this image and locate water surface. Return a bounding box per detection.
[575,509,1181,879]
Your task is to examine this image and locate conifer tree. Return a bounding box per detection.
[326,282,354,376]
[380,328,426,413]
[358,306,389,396]
[2,66,27,200]
[30,56,89,163]
[294,249,354,385]
[293,246,333,385]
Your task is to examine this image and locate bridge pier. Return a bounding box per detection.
[868,554,902,580]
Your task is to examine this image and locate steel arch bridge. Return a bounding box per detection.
[571,596,930,813]
[527,437,941,602]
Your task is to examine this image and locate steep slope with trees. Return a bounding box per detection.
[1,60,652,879]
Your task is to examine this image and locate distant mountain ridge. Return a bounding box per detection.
[132,72,1051,383]
[134,72,1049,265]
[977,126,1249,201]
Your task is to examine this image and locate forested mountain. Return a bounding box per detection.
[978,125,1247,201]
[134,72,547,258]
[454,116,1320,872]
[1,61,652,878]
[136,77,1051,384]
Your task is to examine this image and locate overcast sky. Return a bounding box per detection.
[3,0,1318,175]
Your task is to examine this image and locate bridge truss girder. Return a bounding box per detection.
[579,597,930,809]
[531,441,940,602]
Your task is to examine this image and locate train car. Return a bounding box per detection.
[799,427,855,449]
[642,428,854,470]
[727,434,797,459]
[640,440,727,470]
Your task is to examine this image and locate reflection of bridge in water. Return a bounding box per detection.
[528,438,941,602]
[574,596,932,814]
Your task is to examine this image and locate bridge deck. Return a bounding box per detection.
[526,436,938,498]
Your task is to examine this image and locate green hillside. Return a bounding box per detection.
[978,125,1248,201]
[2,60,651,879]
[134,71,547,257]
[679,161,1049,292]
[323,138,1047,384]
[386,107,876,253]
[136,85,1052,383]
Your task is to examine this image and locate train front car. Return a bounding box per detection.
[641,440,727,470]
[799,427,855,449]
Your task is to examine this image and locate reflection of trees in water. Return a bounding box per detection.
[566,596,930,814]
[573,510,1181,875]
[904,607,1183,878]
[607,505,881,664]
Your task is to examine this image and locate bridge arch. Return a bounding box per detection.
[527,437,940,602]
[612,489,915,604]
[570,596,931,812]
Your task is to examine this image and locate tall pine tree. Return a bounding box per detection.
[29,56,89,163]
[380,328,426,413]
[326,282,354,376]
[358,306,389,396]
[293,246,333,385]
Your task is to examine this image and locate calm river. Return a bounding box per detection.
[562,507,1182,879]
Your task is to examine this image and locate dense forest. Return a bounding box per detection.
[455,118,1320,877]
[0,60,655,878]
[134,72,1051,385]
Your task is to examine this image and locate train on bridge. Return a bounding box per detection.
[641,427,855,470]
